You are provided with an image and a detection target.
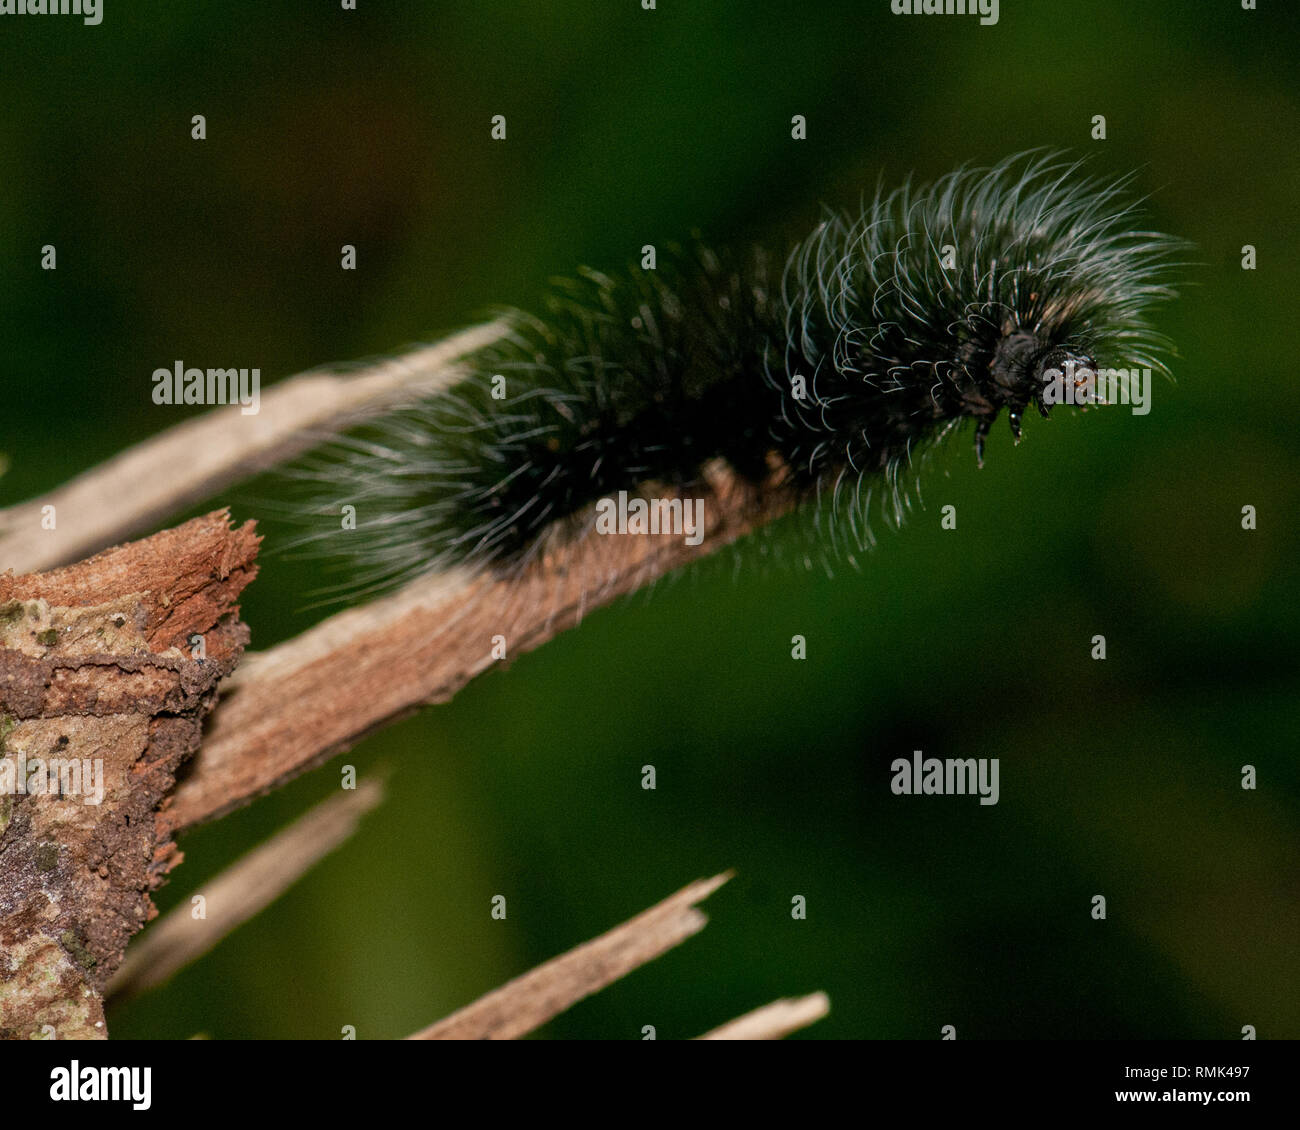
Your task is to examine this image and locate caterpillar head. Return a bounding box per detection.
[782,153,1184,484]
[985,331,1098,451]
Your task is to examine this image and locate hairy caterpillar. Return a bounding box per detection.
[291,152,1181,595]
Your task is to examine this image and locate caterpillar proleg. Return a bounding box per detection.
[292,152,1182,597]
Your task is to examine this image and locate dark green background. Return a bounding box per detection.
[1,1,1296,1039]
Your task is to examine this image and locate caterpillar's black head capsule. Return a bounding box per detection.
[977,332,1097,459]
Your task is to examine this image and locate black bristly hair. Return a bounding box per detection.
[293,152,1183,593]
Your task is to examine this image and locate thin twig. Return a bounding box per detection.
[697,992,831,1040]
[0,322,508,575]
[407,872,732,1040]
[108,778,384,1004]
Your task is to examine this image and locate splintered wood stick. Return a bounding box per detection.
[697,992,831,1040]
[164,466,788,833]
[0,321,508,576]
[407,873,732,1040]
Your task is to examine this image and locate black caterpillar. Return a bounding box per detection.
[297,152,1182,590]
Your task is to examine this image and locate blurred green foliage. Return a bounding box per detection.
[1,0,1296,1039]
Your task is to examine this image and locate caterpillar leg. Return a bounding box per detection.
[974,416,993,468]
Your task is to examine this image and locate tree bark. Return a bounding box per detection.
[0,511,257,1039]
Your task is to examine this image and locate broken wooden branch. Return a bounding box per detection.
[165,467,788,833]
[0,512,258,1039]
[407,872,732,1040]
